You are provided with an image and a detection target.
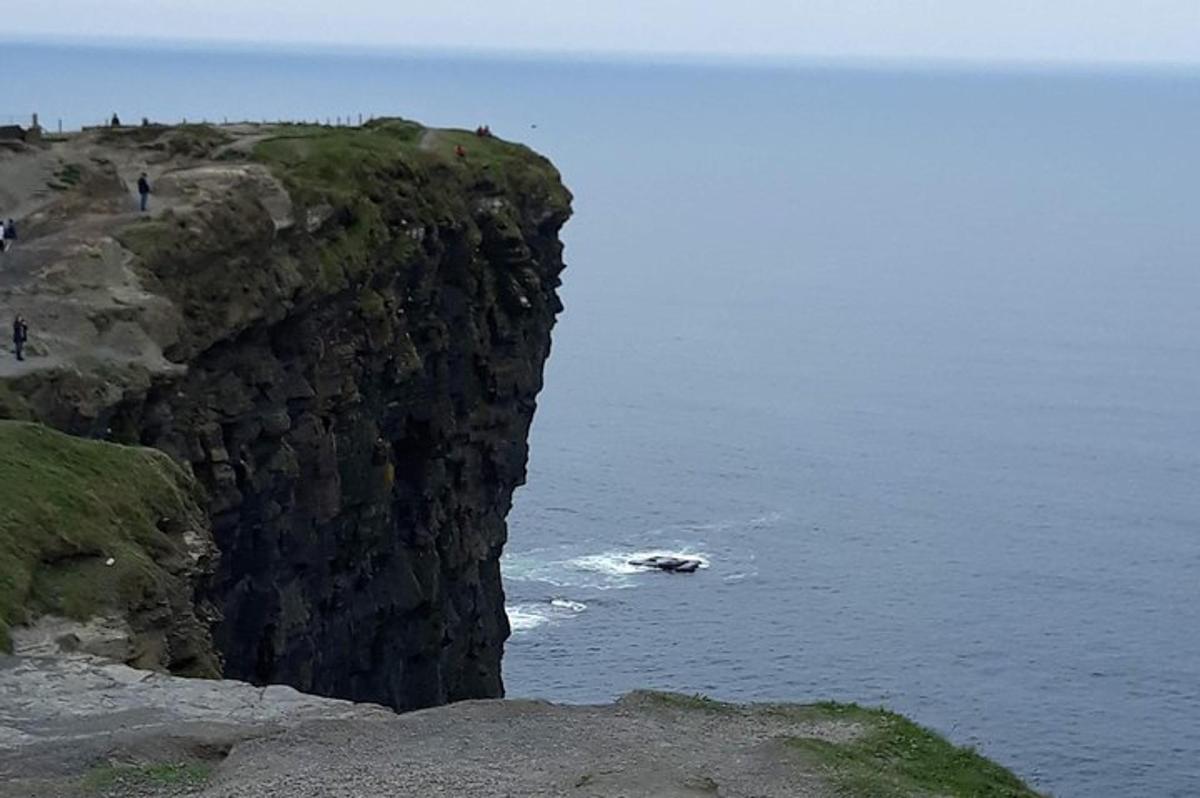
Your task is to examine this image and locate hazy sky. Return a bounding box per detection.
[14,0,1200,65]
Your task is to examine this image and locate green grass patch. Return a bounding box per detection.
[631,690,739,713]
[83,761,213,793]
[787,703,1043,798]
[629,693,1041,797]
[253,118,569,213]
[55,163,84,186]
[0,421,203,652]
[252,120,424,206]
[115,215,189,263]
[418,127,572,212]
[250,119,569,296]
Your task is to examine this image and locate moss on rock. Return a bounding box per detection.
[787,702,1044,798]
[630,692,1042,798]
[0,421,217,674]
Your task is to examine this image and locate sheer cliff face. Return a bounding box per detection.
[4,122,570,710]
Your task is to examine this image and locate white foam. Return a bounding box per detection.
[504,548,715,590]
[568,552,646,577]
[507,598,589,635]
[721,570,758,583]
[506,604,551,632]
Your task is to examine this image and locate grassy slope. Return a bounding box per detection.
[0,421,204,651]
[637,692,1043,798]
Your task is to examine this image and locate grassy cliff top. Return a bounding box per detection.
[252,119,571,213]
[0,421,208,654]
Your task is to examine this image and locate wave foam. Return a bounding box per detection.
[506,604,552,632]
[507,597,589,634]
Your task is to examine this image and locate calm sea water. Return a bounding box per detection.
[6,41,1200,797]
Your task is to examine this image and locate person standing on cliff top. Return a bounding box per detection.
[12,315,28,362]
[137,173,151,212]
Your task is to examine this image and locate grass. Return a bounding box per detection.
[787,703,1044,798]
[48,162,84,191]
[83,762,213,793]
[115,213,191,264]
[632,690,738,713]
[0,421,204,652]
[633,692,1041,798]
[252,119,424,206]
[250,119,569,296]
[416,127,572,212]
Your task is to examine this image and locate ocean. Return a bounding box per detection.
[5,40,1199,797]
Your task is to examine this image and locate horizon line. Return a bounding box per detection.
[9,33,1200,76]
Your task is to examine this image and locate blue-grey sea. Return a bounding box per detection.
[5,41,1199,797]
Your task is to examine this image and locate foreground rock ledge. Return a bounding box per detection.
[0,656,1042,798]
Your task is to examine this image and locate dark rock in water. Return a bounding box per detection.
[629,556,703,574]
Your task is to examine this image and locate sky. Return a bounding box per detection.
[12,0,1200,66]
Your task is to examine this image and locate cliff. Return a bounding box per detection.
[0,120,571,709]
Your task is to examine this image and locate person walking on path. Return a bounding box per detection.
[12,315,28,362]
[2,219,15,252]
[137,173,151,212]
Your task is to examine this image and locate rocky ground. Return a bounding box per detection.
[0,653,1043,798]
[0,125,290,383]
[0,654,840,798]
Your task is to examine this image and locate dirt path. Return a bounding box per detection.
[417,128,440,152]
[0,128,292,386]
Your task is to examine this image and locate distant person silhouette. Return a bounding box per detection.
[12,315,28,362]
[111,113,121,127]
[2,219,15,251]
[137,173,151,212]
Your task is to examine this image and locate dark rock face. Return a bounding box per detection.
[3,123,571,710]
[142,183,564,708]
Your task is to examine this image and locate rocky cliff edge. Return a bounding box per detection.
[0,120,570,709]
